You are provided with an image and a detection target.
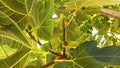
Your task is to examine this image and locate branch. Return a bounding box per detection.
[40,50,70,68]
[49,50,70,60]
[63,18,66,57]
[100,9,120,20]
[26,30,42,45]
[62,18,69,57]
[49,50,63,57]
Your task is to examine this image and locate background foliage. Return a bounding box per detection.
[0,0,120,68]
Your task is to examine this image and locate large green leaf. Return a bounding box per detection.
[0,46,30,68]
[0,0,34,29]
[54,41,120,68]
[0,10,31,68]
[0,11,31,68]
[30,0,54,40]
[0,11,30,45]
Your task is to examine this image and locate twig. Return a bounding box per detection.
[26,30,42,45]
[62,18,69,57]
[49,50,70,60]
[49,50,63,57]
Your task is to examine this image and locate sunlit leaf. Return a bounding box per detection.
[0,46,30,68]
[0,45,17,59]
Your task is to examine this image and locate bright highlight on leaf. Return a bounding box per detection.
[52,13,58,19]
[116,34,120,38]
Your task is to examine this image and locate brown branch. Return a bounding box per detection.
[63,18,66,42]
[63,18,67,57]
[49,50,70,60]
[41,61,56,68]
[49,50,63,57]
[40,50,65,68]
[100,9,120,20]
[40,50,70,68]
[26,30,42,45]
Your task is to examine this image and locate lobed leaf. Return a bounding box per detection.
[54,41,120,68]
[0,0,34,29]
[0,11,30,45]
[0,46,30,68]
